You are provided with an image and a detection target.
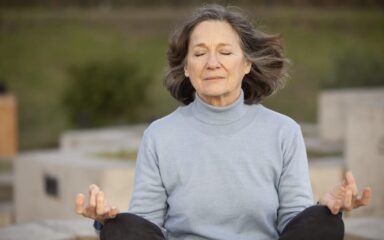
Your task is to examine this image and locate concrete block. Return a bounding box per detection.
[309,157,344,201]
[14,151,136,223]
[299,122,343,157]
[0,94,17,159]
[318,88,384,143]
[304,136,343,155]
[59,124,147,154]
[345,103,384,217]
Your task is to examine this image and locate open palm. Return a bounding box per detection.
[75,184,119,223]
[319,171,371,214]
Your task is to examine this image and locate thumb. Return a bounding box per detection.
[107,206,119,219]
[330,199,342,215]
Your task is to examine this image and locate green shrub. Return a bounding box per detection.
[63,58,152,128]
[322,49,384,89]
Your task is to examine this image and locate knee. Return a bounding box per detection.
[100,213,165,240]
[281,205,344,240]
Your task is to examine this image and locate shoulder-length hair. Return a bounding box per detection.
[164,4,289,105]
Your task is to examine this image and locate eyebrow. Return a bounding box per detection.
[192,43,233,48]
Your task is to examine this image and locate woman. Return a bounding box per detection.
[75,4,371,240]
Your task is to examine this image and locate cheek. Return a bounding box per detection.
[222,56,243,69]
[237,60,251,76]
[186,59,200,75]
[189,78,202,92]
[226,61,246,76]
[226,63,248,86]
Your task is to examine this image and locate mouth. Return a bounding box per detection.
[204,76,225,81]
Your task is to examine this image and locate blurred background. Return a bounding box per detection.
[1,0,383,151]
[0,0,383,239]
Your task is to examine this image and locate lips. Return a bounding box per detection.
[204,76,225,80]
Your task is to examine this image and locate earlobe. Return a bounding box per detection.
[245,63,252,74]
[244,60,252,74]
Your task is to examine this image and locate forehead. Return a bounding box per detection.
[189,20,241,46]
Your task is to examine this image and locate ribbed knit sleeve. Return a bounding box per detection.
[128,131,168,228]
[277,124,314,233]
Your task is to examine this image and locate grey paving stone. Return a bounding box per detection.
[344,217,384,240]
[41,219,96,239]
[0,219,97,240]
[0,222,74,240]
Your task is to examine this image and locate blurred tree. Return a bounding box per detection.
[322,49,384,89]
[63,58,152,128]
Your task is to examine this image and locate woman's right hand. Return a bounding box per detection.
[75,184,119,224]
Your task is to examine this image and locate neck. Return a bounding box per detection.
[197,90,241,107]
[191,90,249,126]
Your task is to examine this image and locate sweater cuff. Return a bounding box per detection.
[93,220,104,231]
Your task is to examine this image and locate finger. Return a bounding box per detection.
[96,191,105,215]
[89,184,100,192]
[357,187,371,206]
[329,199,342,215]
[104,204,110,213]
[333,185,346,199]
[344,188,353,211]
[89,184,100,207]
[107,206,119,219]
[75,193,85,214]
[345,171,358,196]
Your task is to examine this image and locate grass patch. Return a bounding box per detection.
[93,150,138,161]
[307,151,343,160]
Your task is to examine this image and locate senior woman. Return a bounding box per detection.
[75,4,371,240]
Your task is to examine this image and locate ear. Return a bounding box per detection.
[244,59,252,74]
[184,65,189,77]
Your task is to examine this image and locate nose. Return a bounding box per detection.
[206,53,221,70]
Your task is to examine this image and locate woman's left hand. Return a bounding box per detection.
[318,171,371,215]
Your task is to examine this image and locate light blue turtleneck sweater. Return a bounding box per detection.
[128,91,314,240]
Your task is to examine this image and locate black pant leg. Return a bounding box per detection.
[100,213,165,240]
[279,205,344,240]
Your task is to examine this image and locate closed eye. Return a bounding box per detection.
[194,53,205,57]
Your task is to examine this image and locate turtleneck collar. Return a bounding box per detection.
[191,90,248,125]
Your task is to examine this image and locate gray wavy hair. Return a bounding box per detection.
[164,4,289,105]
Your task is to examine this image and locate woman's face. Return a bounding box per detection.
[184,20,251,106]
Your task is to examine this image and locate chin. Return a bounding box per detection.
[200,91,227,98]
[200,87,229,96]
